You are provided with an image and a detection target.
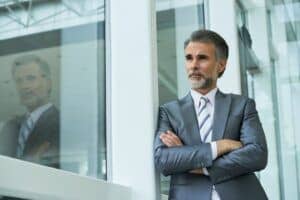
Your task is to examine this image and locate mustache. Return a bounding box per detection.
[19,90,33,97]
[188,71,205,78]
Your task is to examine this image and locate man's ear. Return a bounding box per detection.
[218,59,227,74]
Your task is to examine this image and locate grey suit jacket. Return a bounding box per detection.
[154,90,268,200]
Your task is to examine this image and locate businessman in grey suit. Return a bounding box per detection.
[154,30,268,200]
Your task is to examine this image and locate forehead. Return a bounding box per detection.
[184,41,216,55]
[14,62,42,77]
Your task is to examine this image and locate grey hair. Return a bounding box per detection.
[12,54,51,80]
[184,29,229,77]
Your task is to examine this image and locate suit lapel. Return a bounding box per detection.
[24,106,56,152]
[212,90,231,141]
[179,93,202,144]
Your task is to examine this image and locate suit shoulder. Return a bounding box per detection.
[218,92,256,110]
[160,99,180,110]
[40,106,59,121]
[226,93,254,103]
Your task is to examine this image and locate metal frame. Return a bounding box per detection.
[105,0,113,183]
[0,0,104,38]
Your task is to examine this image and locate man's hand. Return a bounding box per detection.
[159,130,183,147]
[160,131,202,175]
[216,139,243,157]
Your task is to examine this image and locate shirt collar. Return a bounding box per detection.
[28,103,52,125]
[190,87,218,107]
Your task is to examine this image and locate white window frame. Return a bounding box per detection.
[0,0,159,199]
[0,156,131,200]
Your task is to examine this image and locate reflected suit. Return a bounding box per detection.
[0,105,60,168]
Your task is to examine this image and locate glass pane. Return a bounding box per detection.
[156,0,205,196]
[0,0,106,179]
[237,0,300,199]
[270,1,300,199]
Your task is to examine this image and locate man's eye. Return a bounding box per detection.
[185,55,192,60]
[197,55,208,60]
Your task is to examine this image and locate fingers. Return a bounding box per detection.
[166,130,182,144]
[217,139,243,156]
[228,140,243,152]
[159,130,183,147]
[161,137,174,147]
[231,141,243,150]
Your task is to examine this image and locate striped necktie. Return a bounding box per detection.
[198,97,220,200]
[16,115,34,158]
[197,97,212,142]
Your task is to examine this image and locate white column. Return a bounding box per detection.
[108,0,159,200]
[208,0,241,94]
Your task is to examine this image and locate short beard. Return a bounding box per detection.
[189,77,213,90]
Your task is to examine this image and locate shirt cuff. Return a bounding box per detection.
[202,142,217,176]
[211,141,218,160]
[202,167,209,175]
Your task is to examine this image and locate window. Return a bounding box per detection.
[0,0,106,179]
[156,0,206,196]
[237,1,300,199]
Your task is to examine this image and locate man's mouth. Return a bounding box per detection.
[189,73,204,79]
[20,91,33,99]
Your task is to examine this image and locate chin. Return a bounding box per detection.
[22,100,36,109]
[190,80,205,89]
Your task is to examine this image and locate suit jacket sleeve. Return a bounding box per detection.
[208,99,268,184]
[154,105,213,176]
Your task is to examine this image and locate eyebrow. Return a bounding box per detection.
[185,53,210,59]
[197,54,209,59]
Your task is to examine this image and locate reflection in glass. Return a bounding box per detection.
[0,54,60,168]
[0,0,106,180]
[237,0,300,199]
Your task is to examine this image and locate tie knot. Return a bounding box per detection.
[199,96,209,107]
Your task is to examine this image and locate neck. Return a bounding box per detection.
[193,85,216,95]
[27,101,50,112]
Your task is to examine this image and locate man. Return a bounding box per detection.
[154,30,268,200]
[0,55,60,168]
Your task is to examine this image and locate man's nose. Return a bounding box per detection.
[18,80,32,90]
[190,59,200,69]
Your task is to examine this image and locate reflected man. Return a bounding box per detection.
[154,30,268,200]
[0,55,59,168]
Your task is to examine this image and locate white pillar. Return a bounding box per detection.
[108,0,159,199]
